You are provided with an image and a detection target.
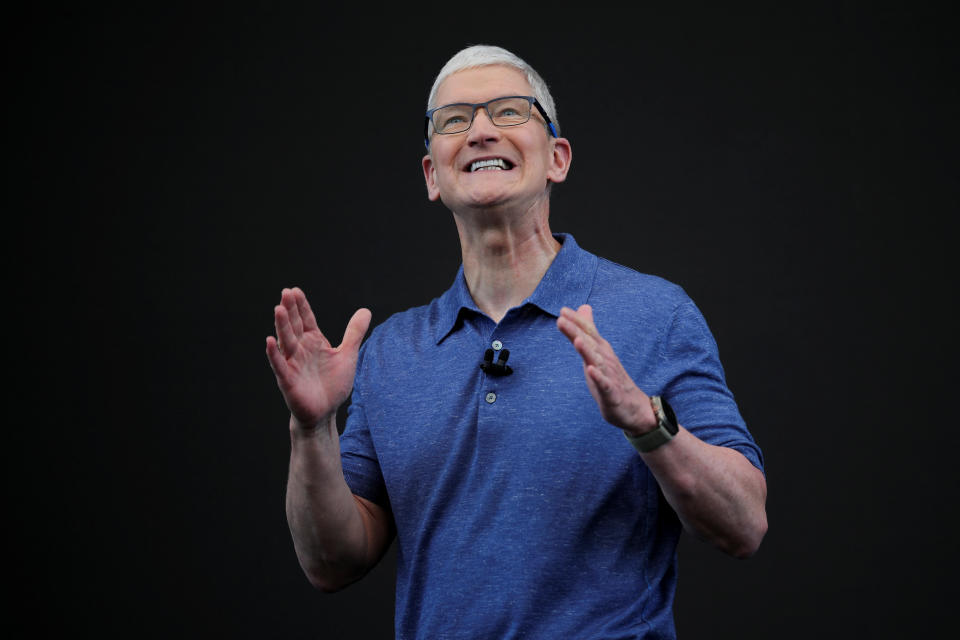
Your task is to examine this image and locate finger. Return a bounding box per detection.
[265,336,290,381]
[340,308,372,351]
[558,316,600,360]
[587,364,615,397]
[560,305,600,340]
[557,312,592,340]
[568,306,614,358]
[576,304,601,338]
[274,304,298,356]
[557,316,590,346]
[282,288,305,337]
[292,287,320,332]
[556,315,579,343]
[573,334,604,368]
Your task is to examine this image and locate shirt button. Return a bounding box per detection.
[485,392,497,404]
[492,340,503,351]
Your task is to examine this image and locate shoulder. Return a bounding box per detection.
[590,255,693,320]
[356,295,447,371]
[368,300,433,338]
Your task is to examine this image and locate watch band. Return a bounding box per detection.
[623,396,678,453]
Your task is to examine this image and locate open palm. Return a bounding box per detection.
[266,287,372,427]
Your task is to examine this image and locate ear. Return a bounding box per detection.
[546,137,572,184]
[422,153,441,201]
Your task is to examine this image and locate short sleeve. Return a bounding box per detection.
[657,300,764,472]
[339,352,391,509]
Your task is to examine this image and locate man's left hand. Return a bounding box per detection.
[557,305,656,437]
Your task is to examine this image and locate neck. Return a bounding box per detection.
[454,203,560,323]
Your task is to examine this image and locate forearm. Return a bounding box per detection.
[285,414,370,591]
[640,427,768,558]
[556,305,767,556]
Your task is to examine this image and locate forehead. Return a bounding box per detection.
[435,65,534,105]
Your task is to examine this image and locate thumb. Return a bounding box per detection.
[340,307,372,351]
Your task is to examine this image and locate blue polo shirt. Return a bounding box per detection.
[340,234,763,640]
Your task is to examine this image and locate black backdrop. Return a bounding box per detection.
[8,3,957,638]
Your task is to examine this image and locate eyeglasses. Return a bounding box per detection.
[424,95,558,149]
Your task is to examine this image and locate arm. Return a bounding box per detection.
[557,305,767,558]
[266,287,393,591]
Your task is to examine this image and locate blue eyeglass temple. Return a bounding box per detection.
[423,100,558,150]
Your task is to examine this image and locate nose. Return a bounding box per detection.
[466,106,501,145]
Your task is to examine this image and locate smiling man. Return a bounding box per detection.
[267,45,767,639]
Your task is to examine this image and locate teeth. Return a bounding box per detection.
[470,158,508,172]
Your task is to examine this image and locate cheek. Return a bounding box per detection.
[435,150,460,180]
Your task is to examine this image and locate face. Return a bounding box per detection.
[422,65,571,213]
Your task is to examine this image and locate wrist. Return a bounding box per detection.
[622,396,658,438]
[289,413,337,439]
[623,396,679,453]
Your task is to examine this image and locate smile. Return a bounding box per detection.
[468,158,514,172]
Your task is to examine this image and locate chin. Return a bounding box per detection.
[447,188,513,210]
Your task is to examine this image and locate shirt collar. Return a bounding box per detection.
[434,233,598,344]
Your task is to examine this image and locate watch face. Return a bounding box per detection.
[660,398,679,435]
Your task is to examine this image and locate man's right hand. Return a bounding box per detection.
[266,287,372,430]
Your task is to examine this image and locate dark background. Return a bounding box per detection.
[7,2,956,638]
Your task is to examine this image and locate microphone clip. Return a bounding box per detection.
[480,348,513,376]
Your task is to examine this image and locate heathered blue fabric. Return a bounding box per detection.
[340,234,763,640]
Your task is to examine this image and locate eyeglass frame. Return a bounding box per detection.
[423,95,558,150]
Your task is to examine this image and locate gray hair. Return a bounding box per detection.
[427,44,560,135]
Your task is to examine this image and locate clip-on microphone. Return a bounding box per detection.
[480,348,513,376]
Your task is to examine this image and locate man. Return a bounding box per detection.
[266,45,767,639]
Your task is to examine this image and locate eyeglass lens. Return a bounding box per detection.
[432,97,532,134]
